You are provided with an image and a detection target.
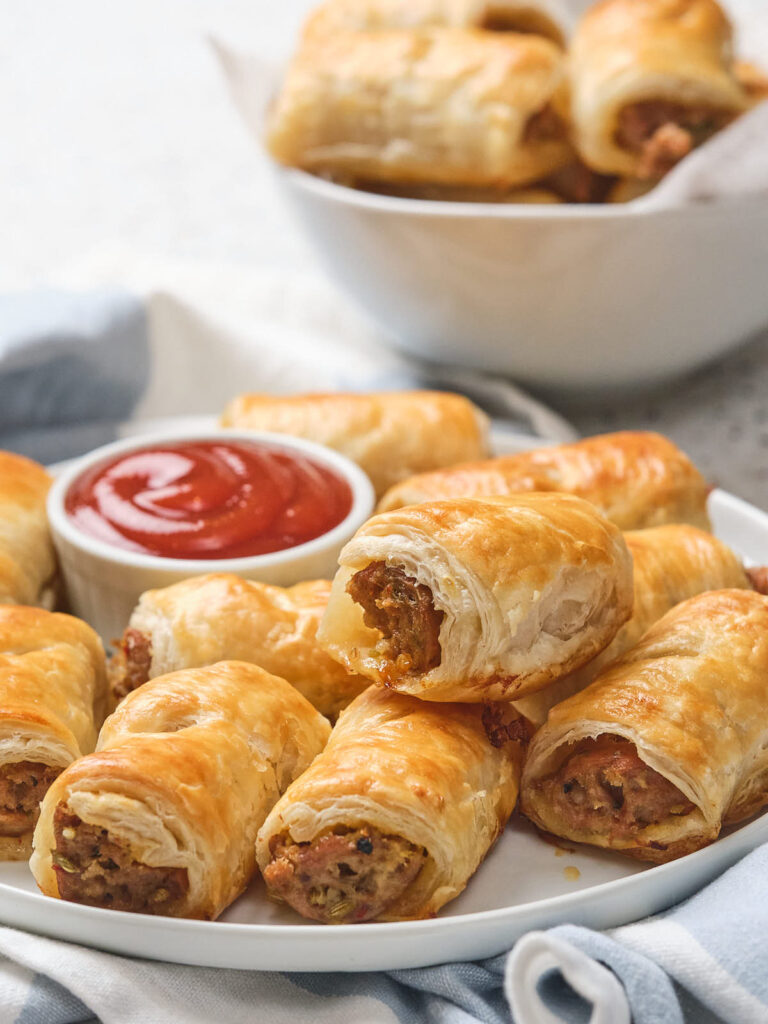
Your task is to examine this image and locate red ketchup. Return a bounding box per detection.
[65,440,353,559]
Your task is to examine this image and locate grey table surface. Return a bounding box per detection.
[1,0,766,511]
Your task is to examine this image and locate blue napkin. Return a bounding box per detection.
[0,287,576,469]
[0,290,149,465]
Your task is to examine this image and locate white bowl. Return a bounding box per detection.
[276,168,768,392]
[47,429,375,642]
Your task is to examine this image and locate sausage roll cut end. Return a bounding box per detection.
[570,0,750,178]
[319,494,634,702]
[257,688,526,922]
[263,825,428,924]
[50,804,190,915]
[522,590,768,863]
[523,733,705,863]
[32,662,332,919]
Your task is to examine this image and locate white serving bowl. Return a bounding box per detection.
[276,168,768,392]
[47,429,375,642]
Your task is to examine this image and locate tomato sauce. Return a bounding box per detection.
[65,440,353,559]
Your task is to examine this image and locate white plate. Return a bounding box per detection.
[9,433,768,970]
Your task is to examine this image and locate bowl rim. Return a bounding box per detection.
[281,165,640,219]
[47,428,376,574]
[280,164,766,220]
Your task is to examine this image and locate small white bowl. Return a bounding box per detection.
[47,429,375,642]
[276,168,768,392]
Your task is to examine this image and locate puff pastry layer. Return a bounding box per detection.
[109,574,368,719]
[257,686,526,922]
[0,607,107,859]
[514,523,750,723]
[221,390,490,498]
[306,0,568,46]
[0,451,57,608]
[521,589,768,862]
[32,662,331,919]
[570,0,749,177]
[318,493,633,702]
[378,430,710,531]
[266,27,573,189]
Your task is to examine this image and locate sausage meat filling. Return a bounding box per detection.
[541,735,694,842]
[616,101,732,178]
[524,104,566,143]
[52,805,189,914]
[264,827,427,924]
[747,566,768,595]
[0,761,60,836]
[112,628,153,702]
[347,561,444,676]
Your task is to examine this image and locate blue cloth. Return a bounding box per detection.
[0,289,149,463]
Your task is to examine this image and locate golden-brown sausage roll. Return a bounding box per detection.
[514,524,751,723]
[31,662,331,919]
[570,0,750,179]
[734,60,768,105]
[221,390,490,498]
[521,589,768,863]
[265,27,573,189]
[318,494,633,702]
[607,177,656,203]
[109,574,368,719]
[0,607,107,859]
[306,0,568,46]
[378,430,710,531]
[0,451,57,608]
[257,686,526,922]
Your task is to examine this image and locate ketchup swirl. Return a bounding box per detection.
[65,440,353,559]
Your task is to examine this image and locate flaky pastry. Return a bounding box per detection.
[109,574,368,719]
[31,662,330,918]
[257,686,526,922]
[521,590,768,862]
[318,493,633,702]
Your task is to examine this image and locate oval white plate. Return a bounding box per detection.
[11,428,768,971]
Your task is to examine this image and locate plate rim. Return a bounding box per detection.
[6,444,767,968]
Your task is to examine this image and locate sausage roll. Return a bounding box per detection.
[318,494,633,702]
[570,0,750,179]
[607,178,656,203]
[265,27,573,190]
[747,566,768,595]
[521,589,768,863]
[31,662,331,919]
[377,430,711,532]
[734,60,768,105]
[514,524,751,724]
[257,686,526,922]
[306,0,568,46]
[220,390,490,498]
[109,574,368,719]
[0,451,57,608]
[0,607,107,859]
